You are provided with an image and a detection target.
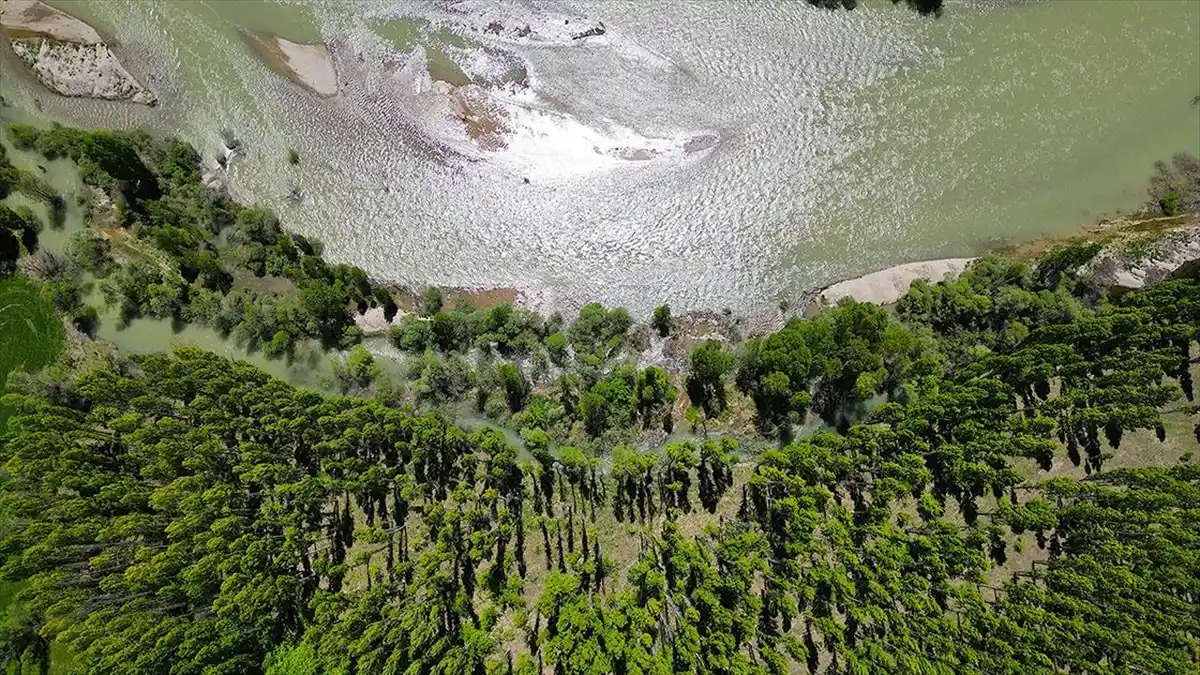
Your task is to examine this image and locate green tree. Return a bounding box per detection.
[545,332,569,367]
[651,304,672,337]
[390,315,433,352]
[497,362,529,412]
[570,303,631,357]
[346,344,379,385]
[636,366,676,431]
[422,286,444,316]
[686,340,734,417]
[299,279,350,344]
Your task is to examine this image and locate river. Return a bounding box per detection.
[1,0,1197,317]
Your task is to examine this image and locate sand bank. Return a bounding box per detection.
[0,0,100,43]
[816,258,975,307]
[248,34,338,99]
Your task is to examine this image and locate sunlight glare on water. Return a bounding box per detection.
[2,0,1197,317]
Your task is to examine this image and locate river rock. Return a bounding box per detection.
[8,38,156,105]
[1083,222,1200,293]
[447,0,606,46]
[816,258,976,307]
[1,0,156,105]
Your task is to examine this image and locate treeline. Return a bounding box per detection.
[0,348,739,674]
[6,123,396,354]
[386,297,678,441]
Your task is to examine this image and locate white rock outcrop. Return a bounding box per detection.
[353,307,403,335]
[1,0,155,105]
[1084,223,1200,292]
[9,38,156,105]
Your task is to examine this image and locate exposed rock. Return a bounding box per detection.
[571,22,605,40]
[1,0,156,105]
[815,258,976,308]
[446,0,605,46]
[1083,223,1200,293]
[8,38,156,105]
[354,306,403,335]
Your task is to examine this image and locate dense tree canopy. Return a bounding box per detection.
[2,271,1196,675]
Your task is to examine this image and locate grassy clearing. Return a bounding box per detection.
[0,275,65,425]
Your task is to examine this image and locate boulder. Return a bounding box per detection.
[1,0,156,105]
[1083,223,1200,293]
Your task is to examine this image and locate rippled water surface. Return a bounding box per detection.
[3,0,1197,316]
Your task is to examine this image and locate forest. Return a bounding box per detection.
[0,124,1198,675]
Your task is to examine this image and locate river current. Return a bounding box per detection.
[2,0,1197,316]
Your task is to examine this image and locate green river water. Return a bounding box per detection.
[0,0,1197,357]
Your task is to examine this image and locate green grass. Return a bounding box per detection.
[0,275,65,425]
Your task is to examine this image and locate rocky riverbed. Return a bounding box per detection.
[0,0,155,105]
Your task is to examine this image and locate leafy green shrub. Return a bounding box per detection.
[390,315,433,352]
[651,304,672,337]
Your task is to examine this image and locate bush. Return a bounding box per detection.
[390,316,433,352]
[1159,188,1181,216]
[346,344,379,385]
[570,303,631,356]
[686,340,734,417]
[1035,241,1104,289]
[545,331,569,366]
[1146,153,1200,215]
[6,124,41,151]
[652,304,672,337]
[66,229,114,276]
[432,310,476,352]
[422,287,443,316]
[497,362,529,412]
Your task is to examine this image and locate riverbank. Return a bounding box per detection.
[348,210,1200,344]
[802,211,1200,313]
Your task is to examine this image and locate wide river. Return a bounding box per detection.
[2,0,1198,317]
